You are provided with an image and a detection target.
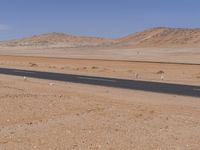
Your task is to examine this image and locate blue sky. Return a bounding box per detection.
[0,0,200,40]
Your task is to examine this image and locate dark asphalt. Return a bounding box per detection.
[0,67,200,97]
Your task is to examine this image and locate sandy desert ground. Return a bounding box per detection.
[0,55,200,149]
[0,47,200,64]
[0,75,200,150]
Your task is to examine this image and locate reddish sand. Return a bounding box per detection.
[0,75,200,149]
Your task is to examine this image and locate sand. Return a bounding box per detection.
[0,47,200,64]
[0,75,200,150]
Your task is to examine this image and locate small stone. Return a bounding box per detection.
[135,73,139,79]
[49,83,54,86]
[33,145,37,149]
[23,76,27,81]
[161,75,164,80]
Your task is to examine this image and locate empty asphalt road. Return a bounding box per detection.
[0,67,200,97]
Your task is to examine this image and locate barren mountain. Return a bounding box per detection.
[116,27,200,48]
[1,27,200,48]
[0,32,113,48]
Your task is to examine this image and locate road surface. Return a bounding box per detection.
[0,67,200,97]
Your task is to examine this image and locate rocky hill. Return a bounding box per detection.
[115,27,200,48]
[1,27,200,48]
[0,32,113,48]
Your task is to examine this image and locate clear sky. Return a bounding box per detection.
[0,0,200,40]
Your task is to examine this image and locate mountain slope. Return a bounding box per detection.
[0,32,113,48]
[116,27,200,48]
[1,27,200,48]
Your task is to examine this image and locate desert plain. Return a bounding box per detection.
[0,27,200,150]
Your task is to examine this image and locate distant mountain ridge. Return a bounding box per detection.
[1,27,200,48]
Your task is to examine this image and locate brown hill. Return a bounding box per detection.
[115,27,200,48]
[0,32,113,48]
[1,27,200,48]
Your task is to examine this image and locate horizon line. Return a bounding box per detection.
[1,26,200,42]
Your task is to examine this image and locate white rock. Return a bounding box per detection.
[33,145,37,149]
[135,73,139,79]
[161,75,164,80]
[49,83,54,86]
[23,76,27,81]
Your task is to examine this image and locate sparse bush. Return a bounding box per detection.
[156,70,164,74]
[29,62,38,67]
[91,66,98,69]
